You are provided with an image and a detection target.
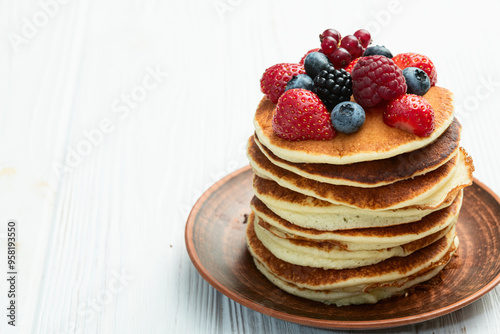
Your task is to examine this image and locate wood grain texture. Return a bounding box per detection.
[0,0,500,333]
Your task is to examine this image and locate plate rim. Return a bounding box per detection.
[185,166,500,330]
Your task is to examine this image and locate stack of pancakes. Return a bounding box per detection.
[245,86,474,306]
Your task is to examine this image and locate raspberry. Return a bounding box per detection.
[392,53,437,86]
[383,94,435,137]
[260,63,305,103]
[272,89,335,141]
[351,56,406,108]
[313,65,352,110]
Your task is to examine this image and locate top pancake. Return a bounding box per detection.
[253,117,460,187]
[254,86,455,164]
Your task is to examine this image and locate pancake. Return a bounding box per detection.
[254,86,455,164]
[253,212,456,269]
[248,139,473,210]
[252,117,461,187]
[246,212,459,305]
[253,176,460,230]
[250,191,463,249]
[247,213,457,289]
[252,251,454,306]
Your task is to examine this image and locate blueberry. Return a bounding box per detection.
[363,45,393,58]
[304,52,330,79]
[330,102,365,134]
[285,74,314,92]
[403,67,431,96]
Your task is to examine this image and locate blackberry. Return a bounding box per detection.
[313,66,353,110]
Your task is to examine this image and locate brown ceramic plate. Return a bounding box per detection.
[185,165,500,330]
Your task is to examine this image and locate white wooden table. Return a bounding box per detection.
[1,0,500,333]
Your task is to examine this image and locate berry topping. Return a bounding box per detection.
[304,52,330,79]
[351,56,407,107]
[354,29,371,48]
[313,65,353,110]
[299,48,320,65]
[392,53,437,86]
[363,45,393,58]
[285,74,314,92]
[260,63,305,103]
[345,58,360,73]
[327,47,352,69]
[272,89,335,141]
[331,101,365,134]
[320,29,341,44]
[402,67,431,96]
[321,36,338,55]
[383,94,435,137]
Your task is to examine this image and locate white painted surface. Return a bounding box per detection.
[0,0,499,333]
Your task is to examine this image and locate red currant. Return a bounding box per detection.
[351,44,365,59]
[340,35,362,58]
[320,29,341,43]
[354,29,371,48]
[321,36,338,55]
[327,48,352,69]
